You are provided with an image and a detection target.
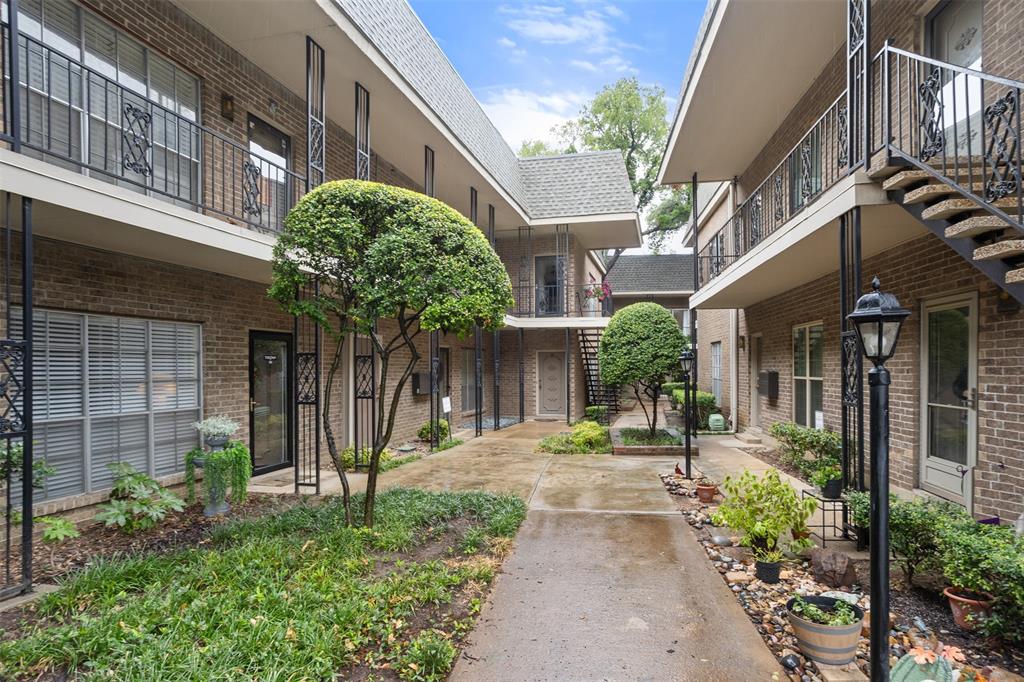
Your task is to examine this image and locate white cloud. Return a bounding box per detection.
[480,87,590,149]
[603,4,624,18]
[569,59,599,72]
[497,36,518,48]
[600,55,636,73]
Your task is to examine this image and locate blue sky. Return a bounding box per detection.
[410,0,706,152]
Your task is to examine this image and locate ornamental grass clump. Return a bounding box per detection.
[598,302,687,437]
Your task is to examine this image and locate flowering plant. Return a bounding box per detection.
[583,275,612,302]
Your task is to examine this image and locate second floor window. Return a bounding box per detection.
[10,0,200,200]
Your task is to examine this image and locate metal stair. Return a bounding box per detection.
[868,152,1024,303]
[577,329,619,416]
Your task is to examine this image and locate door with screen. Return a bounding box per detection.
[249,331,293,473]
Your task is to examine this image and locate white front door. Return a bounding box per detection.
[920,294,978,506]
[537,351,566,415]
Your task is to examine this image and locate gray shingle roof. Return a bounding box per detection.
[606,254,695,293]
[519,151,637,219]
[333,0,636,222]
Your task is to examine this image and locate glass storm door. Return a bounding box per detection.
[927,0,984,158]
[920,295,977,505]
[250,331,293,473]
[535,255,565,316]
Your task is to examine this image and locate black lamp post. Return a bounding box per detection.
[846,277,910,682]
[679,350,695,479]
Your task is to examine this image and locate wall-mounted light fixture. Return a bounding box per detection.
[220,94,235,121]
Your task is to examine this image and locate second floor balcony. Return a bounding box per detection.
[510,283,613,319]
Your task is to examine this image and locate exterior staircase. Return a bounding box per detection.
[868,154,1024,303]
[577,329,619,417]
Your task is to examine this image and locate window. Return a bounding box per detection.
[15,309,201,500]
[11,0,201,201]
[671,308,690,332]
[461,348,481,412]
[710,341,722,407]
[793,322,824,428]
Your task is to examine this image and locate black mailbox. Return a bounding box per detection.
[758,371,779,401]
[411,372,432,396]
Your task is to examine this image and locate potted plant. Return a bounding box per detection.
[812,463,843,499]
[843,489,870,549]
[712,470,817,555]
[937,520,999,631]
[581,276,611,317]
[786,595,864,666]
[194,416,239,451]
[695,477,718,504]
[754,547,784,583]
[942,587,995,631]
[185,439,252,517]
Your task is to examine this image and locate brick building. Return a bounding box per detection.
[660,0,1024,521]
[0,0,639,513]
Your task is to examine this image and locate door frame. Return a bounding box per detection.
[749,334,762,429]
[918,291,978,508]
[248,330,295,476]
[535,349,567,417]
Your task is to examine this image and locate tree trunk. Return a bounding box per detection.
[322,333,351,526]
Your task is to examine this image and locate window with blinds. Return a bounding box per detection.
[14,309,201,501]
[12,0,201,201]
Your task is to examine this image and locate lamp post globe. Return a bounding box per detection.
[847,276,908,682]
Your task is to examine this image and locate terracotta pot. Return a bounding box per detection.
[696,484,717,503]
[787,596,864,666]
[791,528,811,541]
[943,587,995,630]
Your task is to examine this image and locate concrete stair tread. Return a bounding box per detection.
[1007,268,1024,284]
[902,182,984,205]
[974,239,1024,261]
[881,170,932,190]
[945,214,1021,239]
[922,196,1018,221]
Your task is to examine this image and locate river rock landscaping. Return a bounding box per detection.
[660,471,1024,680]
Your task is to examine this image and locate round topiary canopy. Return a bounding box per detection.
[598,302,688,387]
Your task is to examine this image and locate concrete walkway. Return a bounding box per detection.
[374,420,782,681]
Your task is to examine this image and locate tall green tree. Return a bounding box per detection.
[517,139,563,157]
[270,180,514,527]
[645,188,692,253]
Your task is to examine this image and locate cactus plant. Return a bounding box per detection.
[890,652,954,682]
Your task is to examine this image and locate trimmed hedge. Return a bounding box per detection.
[768,421,841,479]
[671,389,718,429]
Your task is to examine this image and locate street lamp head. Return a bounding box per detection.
[679,350,694,375]
[847,276,910,366]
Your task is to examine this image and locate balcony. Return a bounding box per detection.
[0,24,306,235]
[696,94,851,288]
[510,283,613,319]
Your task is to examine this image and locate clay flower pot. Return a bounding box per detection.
[943,587,995,630]
[695,483,718,503]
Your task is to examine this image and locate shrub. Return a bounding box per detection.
[341,446,393,471]
[570,421,610,450]
[843,489,871,528]
[620,427,680,446]
[711,469,816,553]
[599,303,688,437]
[36,516,79,543]
[768,421,840,478]
[890,497,970,586]
[185,441,252,507]
[661,382,683,397]
[417,419,450,442]
[936,518,1024,641]
[435,438,463,452]
[810,463,841,490]
[537,423,611,454]
[399,629,457,681]
[95,463,185,533]
[671,389,718,429]
[583,405,609,424]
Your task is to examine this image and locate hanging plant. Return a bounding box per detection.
[185,440,252,515]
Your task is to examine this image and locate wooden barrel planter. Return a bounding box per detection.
[786,596,864,666]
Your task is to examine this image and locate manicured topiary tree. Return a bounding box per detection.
[598,302,688,437]
[270,180,513,526]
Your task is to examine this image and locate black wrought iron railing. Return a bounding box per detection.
[872,42,1024,232]
[697,93,851,288]
[510,283,613,318]
[1,24,306,234]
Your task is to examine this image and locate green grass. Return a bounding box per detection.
[379,452,423,472]
[434,438,464,452]
[620,427,681,446]
[0,488,526,681]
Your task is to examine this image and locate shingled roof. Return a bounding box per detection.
[334,0,636,222]
[605,254,695,294]
[519,151,637,219]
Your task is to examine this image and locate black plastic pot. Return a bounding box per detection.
[822,478,843,499]
[755,560,782,584]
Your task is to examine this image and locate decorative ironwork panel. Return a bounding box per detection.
[799,139,815,204]
[983,91,1021,201]
[296,353,318,404]
[837,104,849,168]
[918,67,945,162]
[306,37,326,189]
[308,120,324,179]
[242,161,262,218]
[0,341,26,436]
[121,102,152,176]
[773,174,785,222]
[355,356,375,399]
[355,83,371,181]
[749,192,763,246]
[847,0,865,50]
[841,332,860,406]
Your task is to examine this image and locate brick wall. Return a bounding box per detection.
[696,309,731,420]
[734,232,1024,520]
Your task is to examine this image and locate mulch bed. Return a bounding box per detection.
[660,472,1023,680]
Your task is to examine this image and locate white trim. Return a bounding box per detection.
[612,290,694,296]
[535,349,567,416]
[918,290,978,510]
[503,315,609,330]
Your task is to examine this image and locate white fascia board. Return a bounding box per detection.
[614,290,693,297]
[656,0,727,186]
[503,315,610,330]
[319,0,531,225]
[530,212,642,248]
[697,183,730,226]
[0,148,275,261]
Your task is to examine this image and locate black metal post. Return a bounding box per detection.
[518,328,524,423]
[682,370,692,479]
[429,331,439,449]
[869,364,891,682]
[20,196,33,590]
[474,327,483,437]
[493,331,500,430]
[689,173,699,439]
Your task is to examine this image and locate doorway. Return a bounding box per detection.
[919,293,977,506]
[537,350,567,416]
[535,255,565,316]
[926,0,984,158]
[749,335,762,429]
[249,331,294,474]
